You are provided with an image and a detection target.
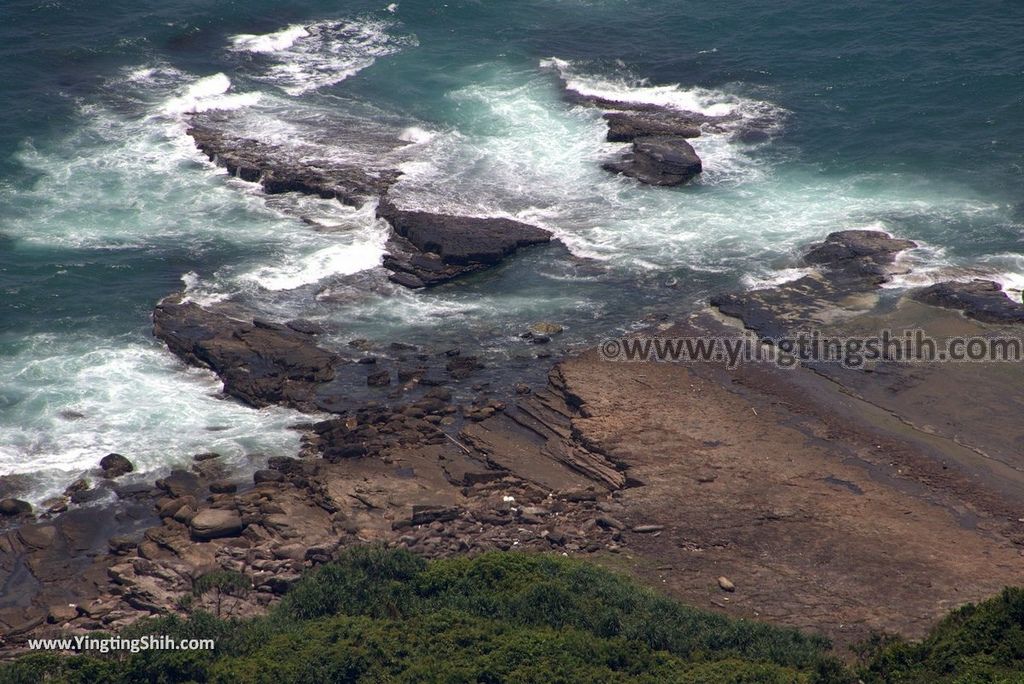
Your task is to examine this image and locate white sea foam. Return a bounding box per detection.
[160,73,261,116]
[228,18,416,96]
[0,337,302,506]
[386,63,1003,285]
[966,252,1024,300]
[230,25,310,53]
[239,217,389,290]
[740,267,815,290]
[399,126,436,144]
[540,56,777,120]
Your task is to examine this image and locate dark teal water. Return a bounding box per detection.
[1,0,1021,501]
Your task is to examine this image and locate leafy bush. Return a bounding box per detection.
[858,587,1024,683]
[0,547,853,683]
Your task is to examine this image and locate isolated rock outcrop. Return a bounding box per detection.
[602,136,703,186]
[99,453,134,479]
[377,199,552,288]
[603,110,704,142]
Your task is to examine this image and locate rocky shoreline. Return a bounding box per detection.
[4,89,1024,655]
[4,226,1024,651]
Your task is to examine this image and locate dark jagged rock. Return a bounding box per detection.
[804,230,917,280]
[603,111,704,142]
[99,453,134,479]
[152,296,339,411]
[914,280,1024,324]
[711,230,917,337]
[602,136,703,186]
[186,125,400,207]
[376,199,552,288]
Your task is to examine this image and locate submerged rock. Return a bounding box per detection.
[529,322,564,335]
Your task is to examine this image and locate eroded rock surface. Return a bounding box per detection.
[152,296,339,411]
[377,199,552,288]
[602,136,703,186]
[914,279,1024,324]
[187,124,401,207]
[711,230,917,336]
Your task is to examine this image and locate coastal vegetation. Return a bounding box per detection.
[2,547,1022,683]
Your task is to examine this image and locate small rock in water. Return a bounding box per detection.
[193,452,222,462]
[632,524,664,533]
[367,369,391,386]
[43,497,68,514]
[717,576,736,592]
[285,319,325,335]
[63,478,89,495]
[99,453,134,478]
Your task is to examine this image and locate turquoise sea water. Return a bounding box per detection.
[1,0,1021,502]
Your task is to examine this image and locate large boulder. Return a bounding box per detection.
[0,498,32,517]
[152,297,339,411]
[99,453,134,478]
[190,509,244,540]
[603,136,703,186]
[377,199,552,288]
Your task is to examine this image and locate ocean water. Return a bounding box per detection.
[1,0,1021,503]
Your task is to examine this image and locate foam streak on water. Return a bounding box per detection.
[228,18,417,96]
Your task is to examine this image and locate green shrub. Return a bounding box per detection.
[858,587,1024,683]
[0,547,851,683]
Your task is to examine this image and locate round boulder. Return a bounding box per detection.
[0,498,32,517]
[190,509,244,540]
[99,453,134,478]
